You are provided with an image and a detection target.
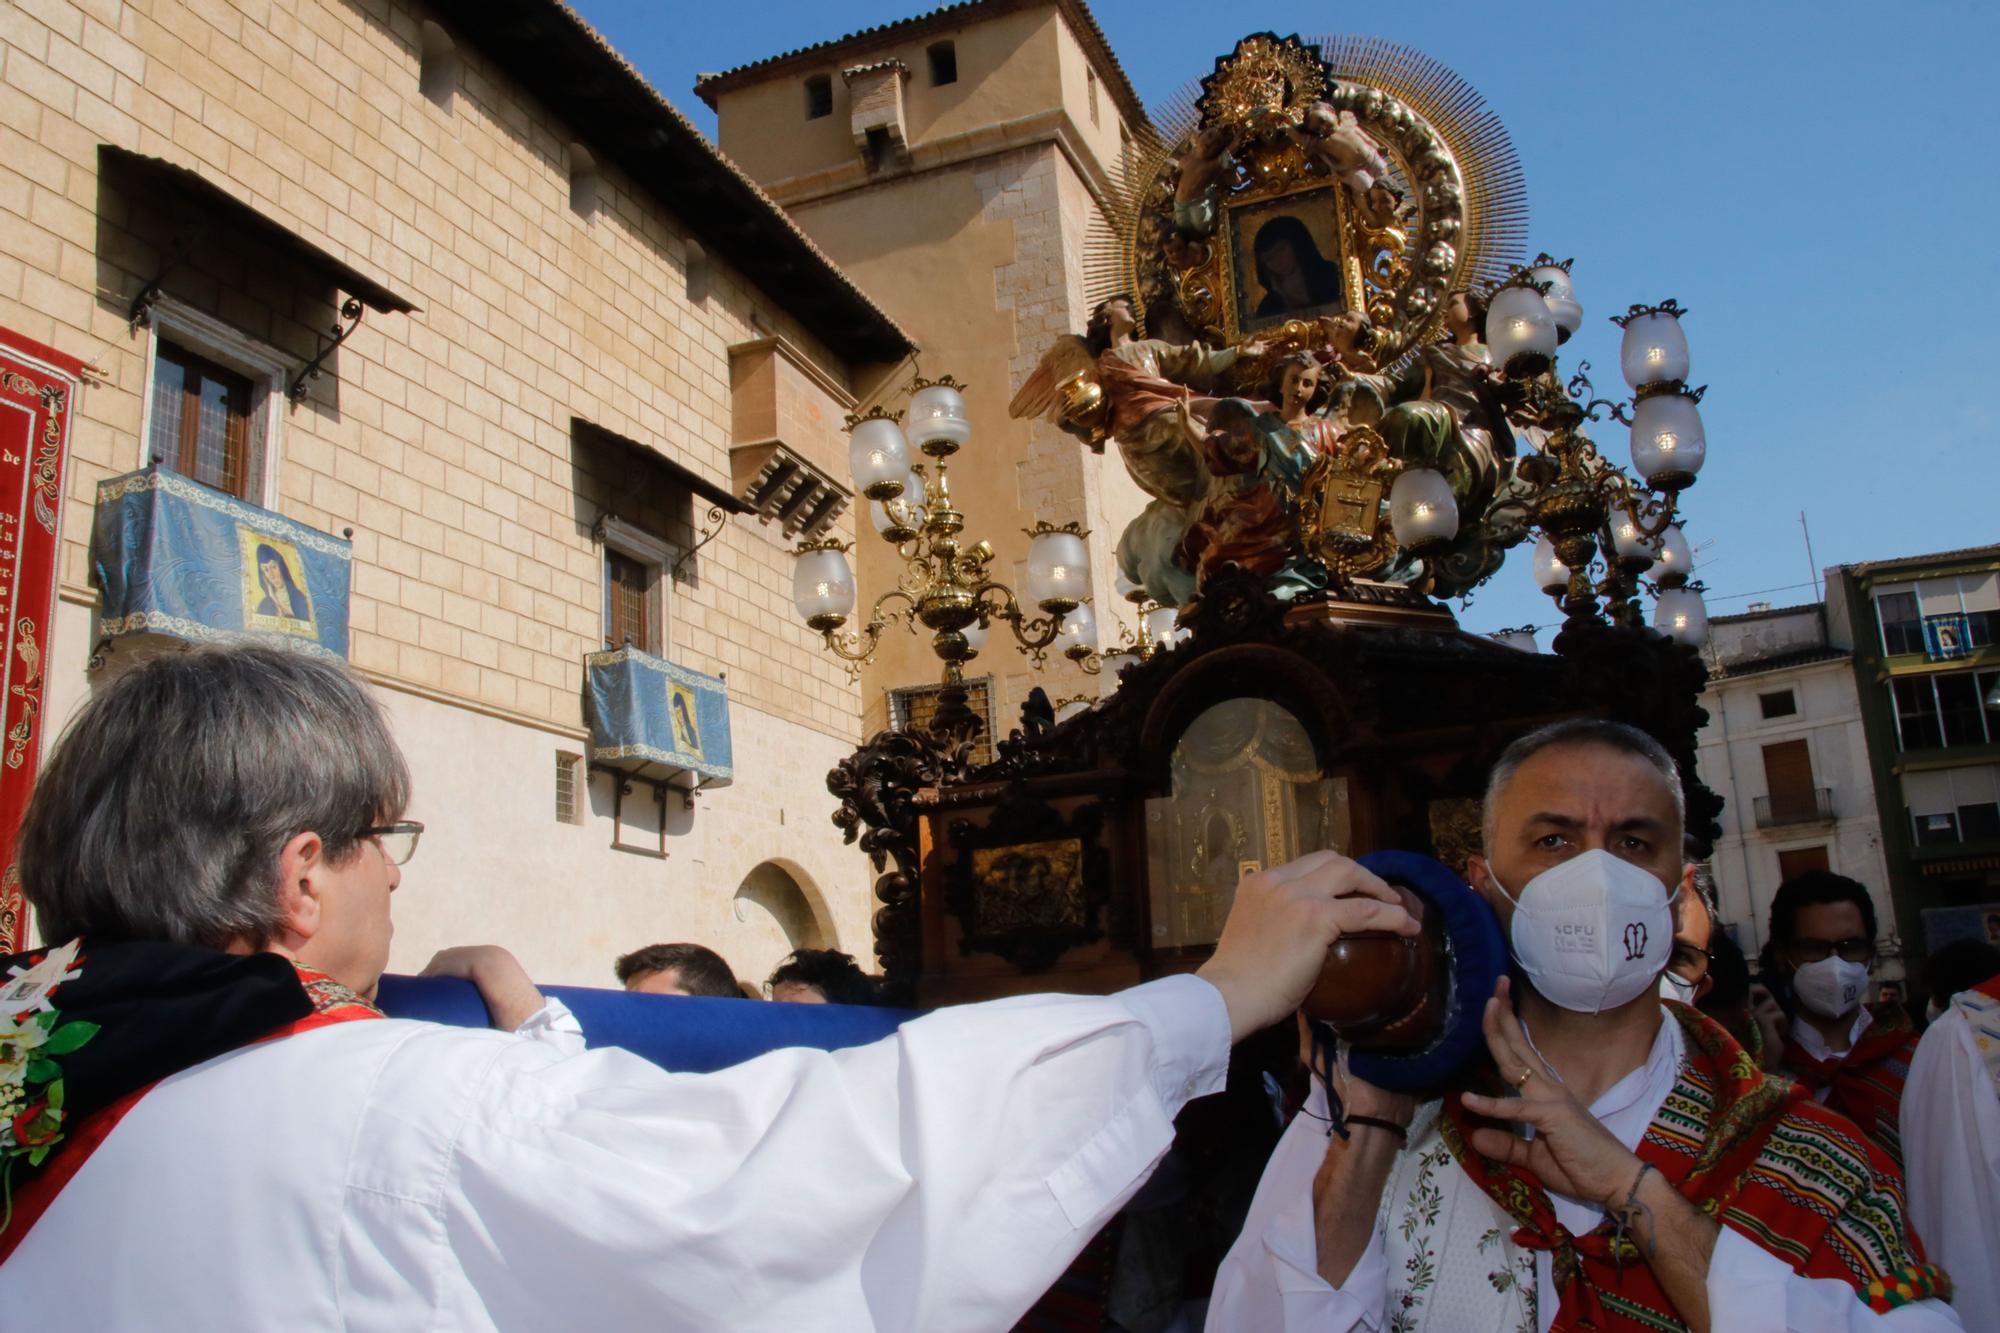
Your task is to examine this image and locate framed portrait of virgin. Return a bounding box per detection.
[1226,186,1351,332]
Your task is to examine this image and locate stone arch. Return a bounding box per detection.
[730,859,836,979]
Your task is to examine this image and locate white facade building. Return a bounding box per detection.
[1695,603,1897,975]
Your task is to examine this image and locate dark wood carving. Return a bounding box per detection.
[828,717,978,1005]
[944,791,1110,972]
[835,568,1723,998]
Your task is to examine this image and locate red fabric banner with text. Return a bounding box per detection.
[0,328,83,951]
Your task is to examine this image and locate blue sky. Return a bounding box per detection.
[573,0,1997,637]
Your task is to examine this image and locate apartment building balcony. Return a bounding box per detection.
[1753,787,1834,829]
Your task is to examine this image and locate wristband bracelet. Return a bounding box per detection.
[1344,1114,1409,1143]
[1610,1161,1660,1266]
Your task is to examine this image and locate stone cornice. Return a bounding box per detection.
[757,107,1118,222]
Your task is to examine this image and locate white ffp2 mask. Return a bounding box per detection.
[1496,849,1678,1014]
[1660,971,1699,1005]
[1791,955,1869,1020]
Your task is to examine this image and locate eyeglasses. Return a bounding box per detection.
[1667,941,1713,983]
[1782,935,1873,965]
[360,821,424,866]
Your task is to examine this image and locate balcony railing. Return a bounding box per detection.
[1753,787,1834,829]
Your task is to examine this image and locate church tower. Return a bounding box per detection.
[699,1,1149,742]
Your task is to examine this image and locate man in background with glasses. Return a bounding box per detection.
[1662,882,1717,1006]
[1762,869,1921,1168]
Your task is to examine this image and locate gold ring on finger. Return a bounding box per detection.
[1514,1066,1535,1088]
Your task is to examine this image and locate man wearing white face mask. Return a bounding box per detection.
[1761,870,1920,1169]
[1659,877,1716,1007]
[1209,718,1959,1333]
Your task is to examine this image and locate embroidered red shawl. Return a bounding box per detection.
[1783,1003,1918,1169]
[1438,1002,1945,1332]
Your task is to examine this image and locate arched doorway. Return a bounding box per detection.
[731,860,832,983]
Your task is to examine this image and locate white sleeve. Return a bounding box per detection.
[510,995,587,1054]
[1900,1010,2000,1327]
[431,974,1232,1333]
[1206,1078,1387,1332]
[1707,1227,1965,1332]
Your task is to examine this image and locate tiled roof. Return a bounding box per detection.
[1705,646,1849,680]
[692,0,1149,130]
[421,0,914,362]
[1840,543,2000,578]
[1707,601,1821,625]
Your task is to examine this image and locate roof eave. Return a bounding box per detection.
[428,0,913,364]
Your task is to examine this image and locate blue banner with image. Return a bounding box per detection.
[586,647,733,787]
[90,467,352,659]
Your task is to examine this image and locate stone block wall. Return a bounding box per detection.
[3,0,883,980]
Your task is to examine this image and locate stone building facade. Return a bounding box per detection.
[0,0,915,986]
[1826,544,2000,959]
[698,0,1154,740]
[1694,601,1895,976]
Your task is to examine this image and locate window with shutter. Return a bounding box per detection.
[1761,739,1816,823]
[1776,846,1830,881]
[604,549,653,652]
[149,342,254,498]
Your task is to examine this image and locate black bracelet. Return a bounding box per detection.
[1344,1114,1409,1143]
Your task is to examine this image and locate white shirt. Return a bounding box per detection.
[0,974,1230,1331]
[1902,1006,2000,1333]
[1207,1012,1964,1332]
[1791,1006,1876,1104]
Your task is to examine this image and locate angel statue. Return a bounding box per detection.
[1329,290,1511,525]
[1171,125,1240,237]
[1009,295,1266,606]
[1267,351,1340,457]
[1292,101,1389,199]
[1177,397,1323,597]
[1325,290,1541,595]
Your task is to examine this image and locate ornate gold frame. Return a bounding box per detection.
[1213,178,1366,338]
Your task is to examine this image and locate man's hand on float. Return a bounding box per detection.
[1198,851,1418,1044]
[421,944,548,1032]
[1459,976,1642,1209]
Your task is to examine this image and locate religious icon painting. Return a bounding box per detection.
[237,527,317,636]
[667,681,705,760]
[969,839,1087,934]
[1226,187,1349,331]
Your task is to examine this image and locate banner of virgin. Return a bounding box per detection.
[0,328,83,951]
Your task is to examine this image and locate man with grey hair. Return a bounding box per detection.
[0,643,1419,1331]
[1211,717,1959,1332]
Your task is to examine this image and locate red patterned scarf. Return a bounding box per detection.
[1783,1004,1918,1168]
[1438,1002,1945,1331]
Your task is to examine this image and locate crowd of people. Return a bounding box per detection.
[613,940,892,1005]
[1,643,1997,1331]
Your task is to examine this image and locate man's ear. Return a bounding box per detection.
[271,830,326,951]
[1465,853,1509,912]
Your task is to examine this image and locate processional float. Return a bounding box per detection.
[805,33,1724,1085]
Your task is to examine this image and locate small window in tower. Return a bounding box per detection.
[1087,68,1099,125]
[1758,689,1797,720]
[805,74,833,119]
[418,21,460,108]
[928,41,957,86]
[569,142,600,219]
